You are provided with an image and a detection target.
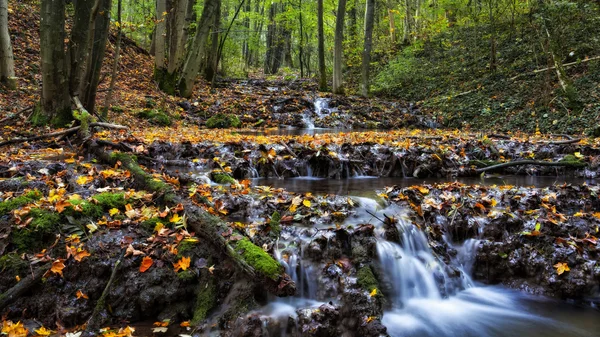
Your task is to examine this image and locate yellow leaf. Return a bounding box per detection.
[574,152,584,159]
[173,256,191,272]
[369,288,377,297]
[553,262,570,275]
[416,186,429,194]
[303,199,311,208]
[109,208,120,216]
[34,326,53,336]
[76,175,93,185]
[170,213,181,223]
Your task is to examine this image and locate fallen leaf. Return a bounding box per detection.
[140,256,153,273]
[553,262,570,275]
[173,256,191,272]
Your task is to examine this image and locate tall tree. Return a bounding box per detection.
[103,0,123,118]
[0,0,16,89]
[317,0,327,91]
[155,0,167,71]
[39,0,71,125]
[332,0,347,94]
[205,0,222,81]
[177,0,219,97]
[361,0,375,97]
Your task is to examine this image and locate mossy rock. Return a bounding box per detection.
[136,109,172,126]
[0,190,42,215]
[141,217,163,232]
[234,238,282,280]
[211,172,237,185]
[559,155,586,167]
[269,211,281,236]
[469,160,501,168]
[154,67,179,96]
[357,265,379,293]
[11,208,61,252]
[192,279,217,324]
[177,239,197,257]
[205,113,242,129]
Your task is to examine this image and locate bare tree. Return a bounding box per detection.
[361,0,375,97]
[317,0,327,91]
[0,0,16,89]
[332,0,347,94]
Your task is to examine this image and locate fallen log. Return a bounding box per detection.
[0,263,50,311]
[87,140,295,296]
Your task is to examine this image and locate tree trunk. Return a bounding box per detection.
[298,0,304,78]
[155,0,167,70]
[387,0,396,44]
[39,0,72,126]
[402,0,411,44]
[488,0,497,73]
[317,0,327,91]
[80,0,113,113]
[361,0,375,97]
[102,0,122,118]
[168,0,188,74]
[68,0,95,97]
[264,2,277,74]
[332,0,347,94]
[0,0,16,89]
[177,0,219,98]
[205,0,221,81]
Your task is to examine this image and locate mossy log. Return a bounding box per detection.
[88,140,295,296]
[0,263,50,311]
[475,159,587,173]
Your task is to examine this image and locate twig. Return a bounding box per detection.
[0,106,33,125]
[280,141,297,158]
[0,122,128,147]
[538,138,581,145]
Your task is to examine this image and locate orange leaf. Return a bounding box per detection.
[76,290,89,299]
[173,256,191,272]
[74,249,91,262]
[140,256,153,273]
[50,259,65,277]
[474,203,486,212]
[55,200,72,213]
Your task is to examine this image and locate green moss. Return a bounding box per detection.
[559,155,586,167]
[92,192,127,210]
[154,67,178,96]
[11,208,61,252]
[177,269,197,282]
[269,211,281,236]
[192,280,217,324]
[136,109,172,126]
[357,265,379,293]
[253,119,265,127]
[205,113,242,129]
[141,217,163,232]
[177,239,197,256]
[0,252,28,274]
[109,152,175,202]
[0,190,42,215]
[235,238,282,280]
[469,160,501,168]
[211,172,237,185]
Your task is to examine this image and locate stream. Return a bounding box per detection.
[240,174,600,337]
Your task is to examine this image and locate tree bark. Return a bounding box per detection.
[0,0,16,89]
[205,0,221,81]
[177,0,219,98]
[80,0,113,113]
[68,0,95,96]
[298,0,304,77]
[361,0,375,97]
[317,0,327,91]
[39,0,72,126]
[332,0,347,94]
[155,0,167,70]
[103,0,123,118]
[168,0,188,74]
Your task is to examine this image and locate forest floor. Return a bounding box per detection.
[1,2,600,337]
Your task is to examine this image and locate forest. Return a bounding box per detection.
[1,0,600,336]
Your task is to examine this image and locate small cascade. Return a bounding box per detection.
[314,98,332,118]
[301,112,315,129]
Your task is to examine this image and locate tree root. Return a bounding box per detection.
[83,252,124,337]
[0,263,51,311]
[475,160,586,173]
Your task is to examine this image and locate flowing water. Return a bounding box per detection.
[250,177,600,337]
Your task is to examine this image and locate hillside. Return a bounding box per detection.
[373,4,600,135]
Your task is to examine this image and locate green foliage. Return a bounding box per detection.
[235,238,282,280]
[269,211,281,236]
[0,190,42,215]
[141,217,163,232]
[205,113,242,129]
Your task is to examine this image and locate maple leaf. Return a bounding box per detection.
[173,256,191,272]
[2,321,29,337]
[49,259,66,277]
[139,256,153,273]
[55,199,72,213]
[169,213,182,223]
[74,249,91,262]
[109,208,120,216]
[180,321,191,327]
[553,262,570,275]
[302,199,311,207]
[369,288,377,297]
